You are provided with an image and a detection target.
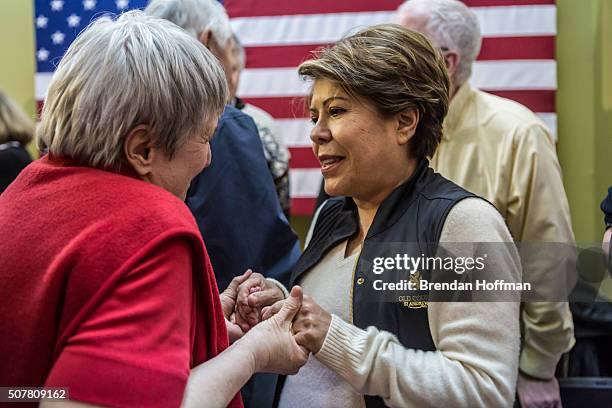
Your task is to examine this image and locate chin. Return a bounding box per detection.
[323,178,349,197]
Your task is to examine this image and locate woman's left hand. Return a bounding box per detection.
[262,294,332,354]
[220,270,253,342]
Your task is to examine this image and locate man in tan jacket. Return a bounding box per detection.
[395,1,575,407]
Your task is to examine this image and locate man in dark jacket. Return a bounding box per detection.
[187,105,300,291]
[146,0,300,292]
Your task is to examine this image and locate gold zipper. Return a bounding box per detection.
[347,243,366,408]
[348,245,362,325]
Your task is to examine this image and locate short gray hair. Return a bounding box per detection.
[38,10,228,171]
[145,0,232,47]
[397,0,482,85]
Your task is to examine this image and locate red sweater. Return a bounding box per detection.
[0,157,242,408]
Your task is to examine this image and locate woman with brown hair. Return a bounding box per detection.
[263,24,523,407]
[0,90,35,193]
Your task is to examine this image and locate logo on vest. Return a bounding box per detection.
[400,271,428,309]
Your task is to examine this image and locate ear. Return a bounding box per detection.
[123,125,155,177]
[198,28,213,48]
[396,109,419,145]
[443,51,460,80]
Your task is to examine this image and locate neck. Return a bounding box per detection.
[353,158,418,237]
[449,78,462,101]
[353,200,378,240]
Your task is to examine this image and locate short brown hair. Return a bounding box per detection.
[298,24,449,159]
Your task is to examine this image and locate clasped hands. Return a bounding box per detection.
[220,269,332,358]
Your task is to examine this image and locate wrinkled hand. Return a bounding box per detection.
[262,294,331,354]
[235,271,285,332]
[240,286,310,375]
[517,373,562,408]
[220,269,253,342]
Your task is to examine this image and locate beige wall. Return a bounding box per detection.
[0,1,37,158]
[0,1,35,116]
[557,0,612,242]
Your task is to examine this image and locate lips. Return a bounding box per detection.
[318,154,345,174]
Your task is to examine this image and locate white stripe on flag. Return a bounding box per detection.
[232,11,395,46]
[278,118,313,147]
[231,5,556,47]
[237,60,557,97]
[470,60,557,90]
[478,5,556,38]
[35,72,53,100]
[290,168,322,198]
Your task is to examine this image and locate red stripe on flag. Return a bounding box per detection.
[36,100,44,119]
[291,197,317,216]
[478,36,554,60]
[243,37,554,69]
[483,90,555,112]
[226,0,404,18]
[226,0,554,18]
[290,147,318,168]
[462,0,555,7]
[242,97,310,118]
[244,44,326,69]
[243,90,555,119]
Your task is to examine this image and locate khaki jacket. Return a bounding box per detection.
[430,83,575,379]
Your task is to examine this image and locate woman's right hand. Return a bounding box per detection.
[239,286,309,375]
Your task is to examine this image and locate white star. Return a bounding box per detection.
[115,0,129,10]
[36,15,48,29]
[51,30,65,45]
[37,48,50,61]
[50,0,64,11]
[83,0,96,10]
[67,14,81,27]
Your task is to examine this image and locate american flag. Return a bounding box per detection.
[35,0,557,216]
[34,0,148,112]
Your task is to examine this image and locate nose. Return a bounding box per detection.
[310,122,332,145]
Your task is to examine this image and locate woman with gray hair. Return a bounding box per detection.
[0,11,306,408]
[261,24,522,407]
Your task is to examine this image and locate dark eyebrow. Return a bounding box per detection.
[309,96,350,112]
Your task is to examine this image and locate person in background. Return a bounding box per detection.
[395,1,575,407]
[0,11,308,408]
[0,90,34,193]
[230,34,292,220]
[145,0,300,294]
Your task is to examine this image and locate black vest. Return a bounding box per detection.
[276,160,475,408]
